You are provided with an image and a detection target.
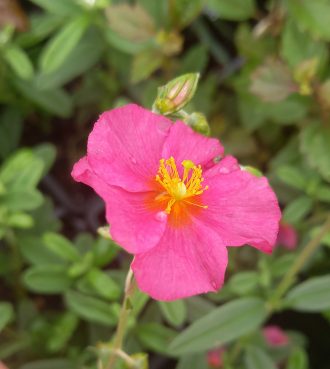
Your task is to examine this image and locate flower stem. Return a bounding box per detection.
[107,267,135,369]
[270,214,330,309]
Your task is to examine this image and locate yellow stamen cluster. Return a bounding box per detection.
[155,157,208,214]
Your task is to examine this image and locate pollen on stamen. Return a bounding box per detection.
[155,157,208,215]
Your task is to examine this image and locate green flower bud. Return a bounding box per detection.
[184,112,210,136]
[153,73,199,115]
[241,165,263,177]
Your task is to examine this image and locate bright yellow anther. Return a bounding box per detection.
[155,157,208,214]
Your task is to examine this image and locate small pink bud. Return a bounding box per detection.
[206,348,225,368]
[153,73,199,115]
[276,221,297,250]
[263,325,289,347]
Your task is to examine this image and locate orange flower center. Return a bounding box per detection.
[155,157,208,214]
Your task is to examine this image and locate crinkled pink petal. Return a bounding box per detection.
[87,104,172,192]
[276,221,297,250]
[162,121,224,174]
[263,325,289,346]
[131,221,228,301]
[201,167,281,253]
[71,157,166,254]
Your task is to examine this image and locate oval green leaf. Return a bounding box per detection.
[285,274,330,312]
[23,265,72,294]
[39,15,89,74]
[64,290,119,326]
[0,303,14,332]
[158,300,187,327]
[245,346,277,369]
[169,297,267,355]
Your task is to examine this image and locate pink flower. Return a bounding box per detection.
[263,325,289,347]
[276,221,297,250]
[72,104,281,301]
[207,348,225,368]
[0,362,9,369]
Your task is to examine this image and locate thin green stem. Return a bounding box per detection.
[107,267,135,369]
[269,214,330,309]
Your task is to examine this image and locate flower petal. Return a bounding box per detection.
[162,122,224,171]
[202,168,281,253]
[87,104,172,192]
[72,157,167,254]
[132,222,228,301]
[204,155,240,178]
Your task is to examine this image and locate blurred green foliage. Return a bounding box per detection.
[1,0,330,368]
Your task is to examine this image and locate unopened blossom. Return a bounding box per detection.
[72,104,280,301]
[263,325,289,347]
[276,221,297,250]
[207,348,225,368]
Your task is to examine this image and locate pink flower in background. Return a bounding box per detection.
[72,104,281,301]
[263,325,289,347]
[207,348,225,368]
[0,362,9,369]
[276,221,297,250]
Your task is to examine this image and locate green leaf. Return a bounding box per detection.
[207,0,256,20]
[43,232,80,262]
[16,14,64,48]
[281,20,328,68]
[17,236,64,266]
[244,346,277,369]
[64,290,119,326]
[169,0,204,28]
[7,213,34,229]
[288,0,330,41]
[176,353,209,369]
[283,196,313,224]
[35,29,104,89]
[0,149,43,189]
[158,300,187,327]
[285,274,330,312]
[179,45,208,74]
[135,323,176,354]
[169,298,267,354]
[23,265,72,294]
[105,28,150,54]
[3,46,34,80]
[276,165,307,191]
[93,237,119,267]
[19,359,75,369]
[47,312,79,353]
[271,254,296,277]
[68,252,94,278]
[315,185,330,203]
[13,79,73,118]
[131,49,163,83]
[86,268,121,300]
[131,289,149,317]
[228,272,259,295]
[186,296,215,322]
[0,302,14,332]
[29,0,81,16]
[300,122,330,182]
[3,189,43,211]
[286,348,308,369]
[39,15,89,74]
